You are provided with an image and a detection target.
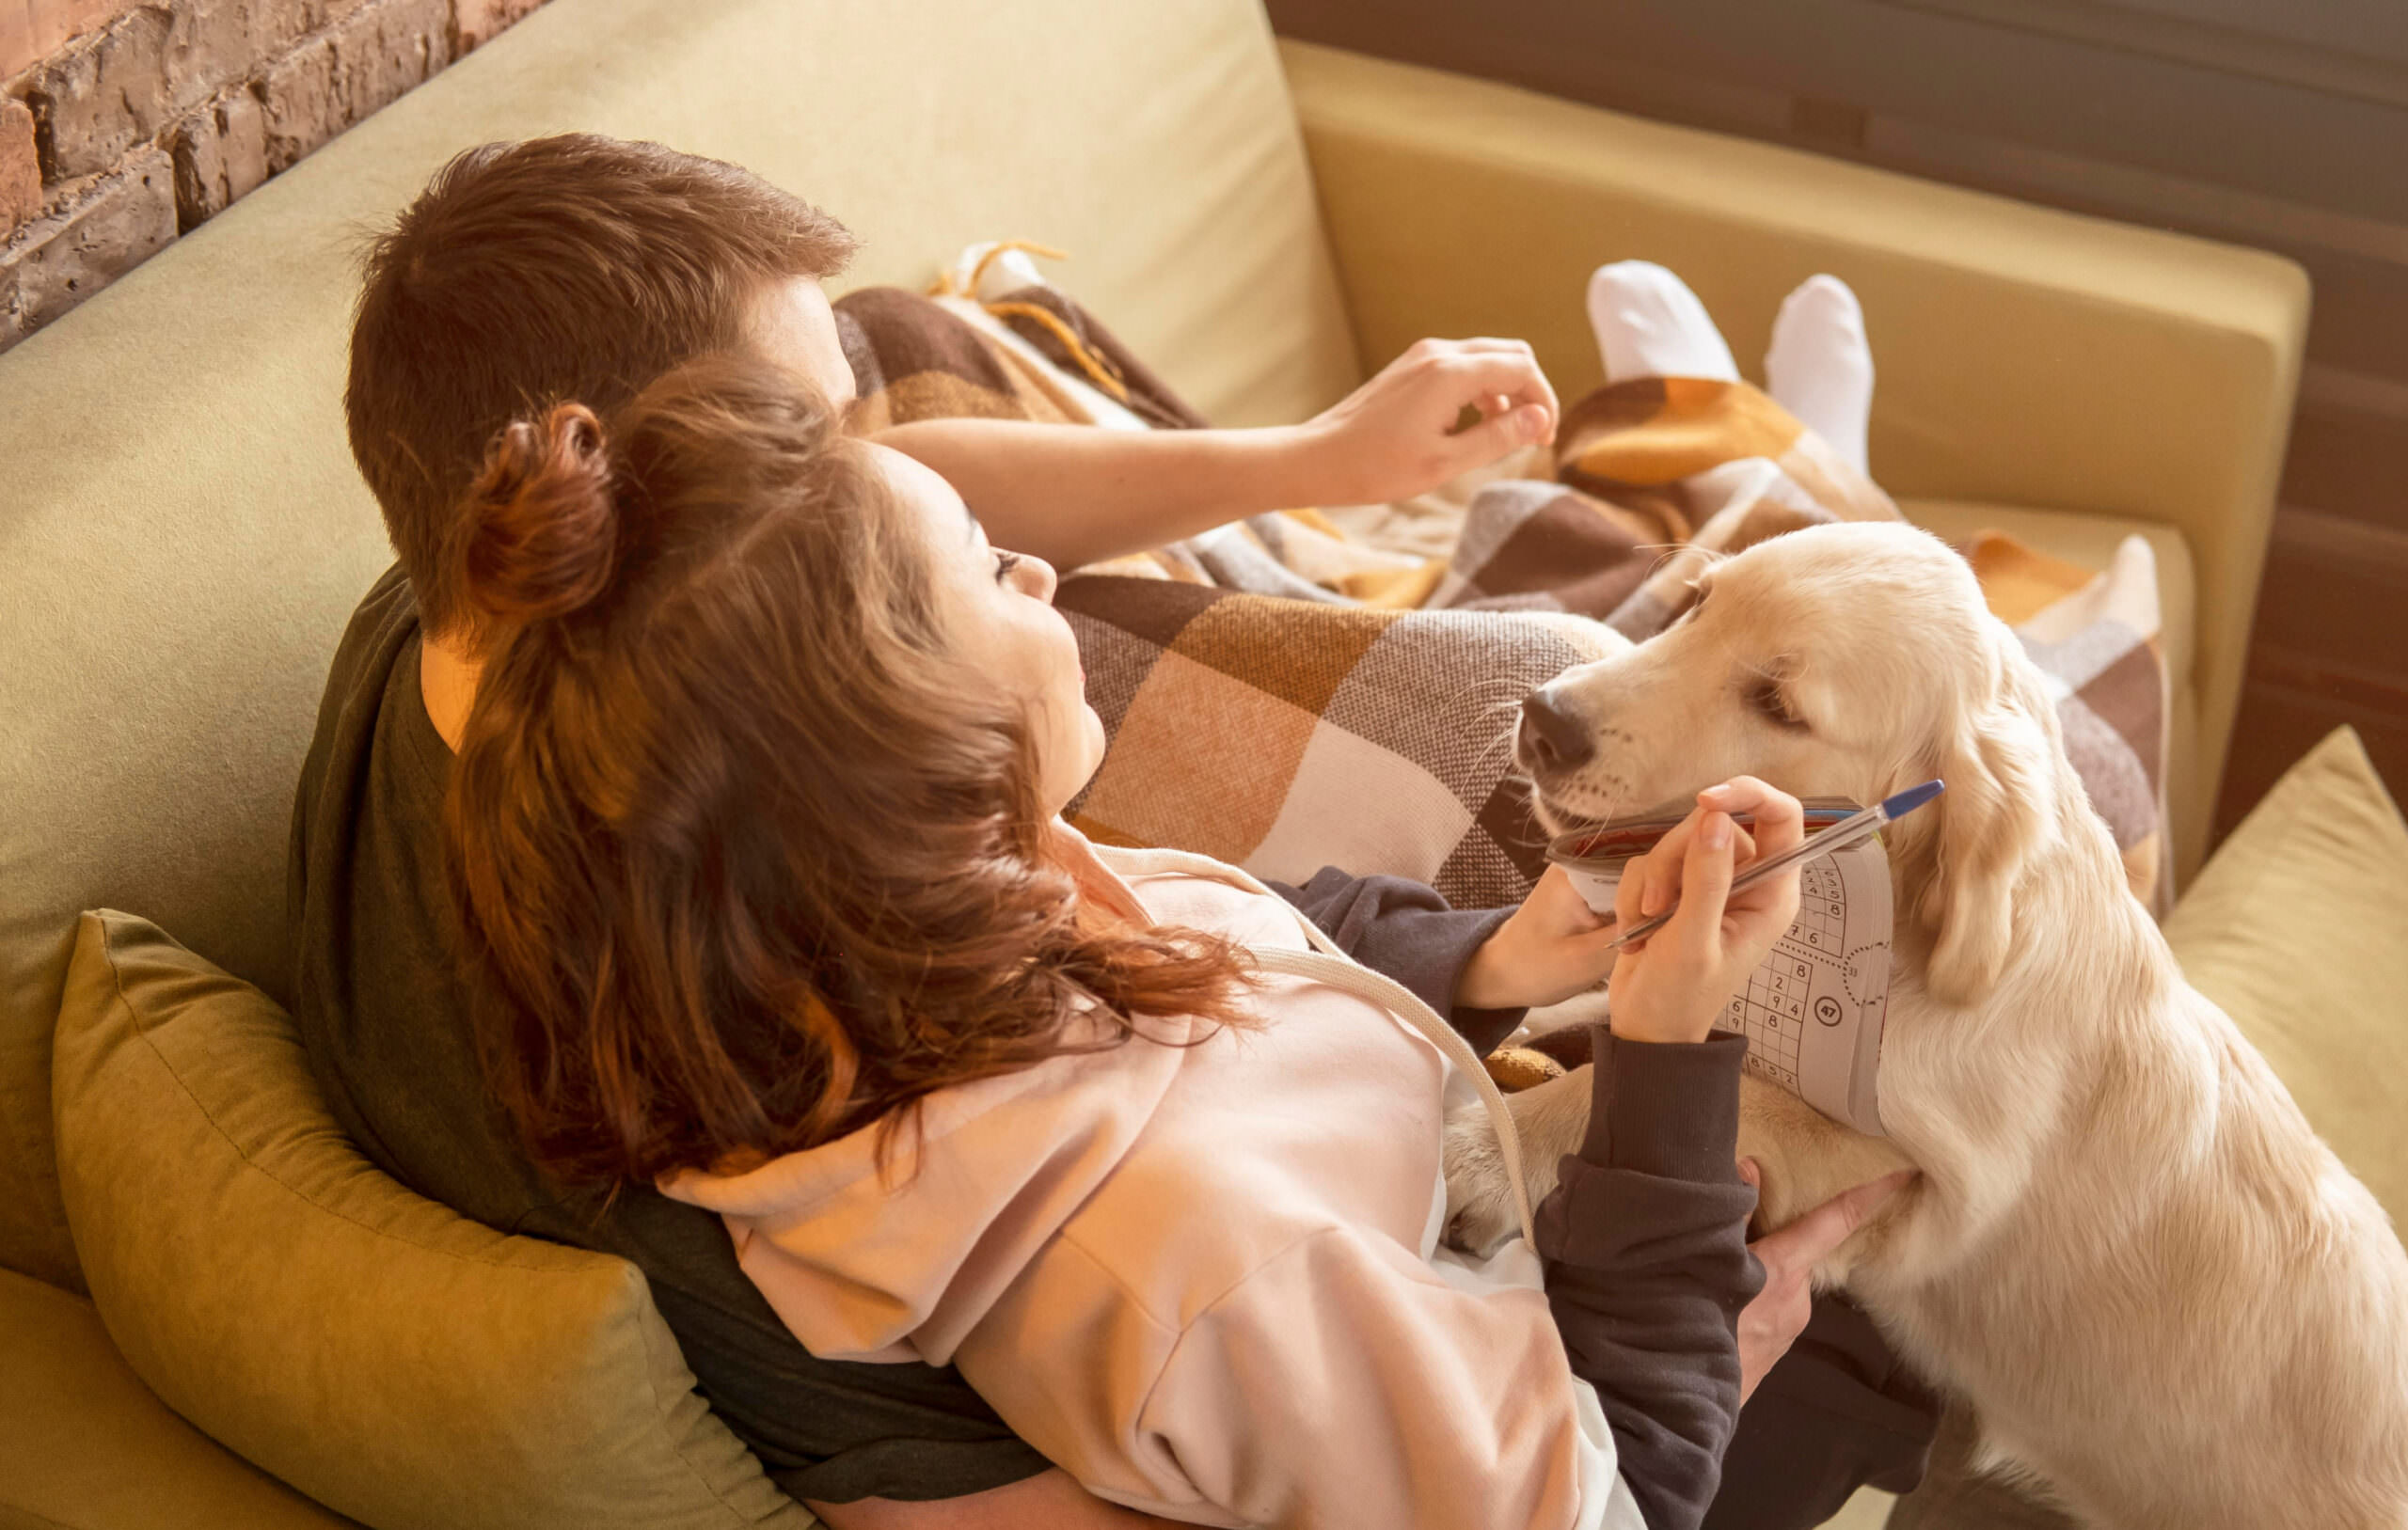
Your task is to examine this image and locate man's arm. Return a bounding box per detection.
[873,338,1558,570]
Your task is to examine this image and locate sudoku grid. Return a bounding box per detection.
[1724,862,1853,1094]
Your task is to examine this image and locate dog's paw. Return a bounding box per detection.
[1442,1103,1522,1255]
[1444,1067,1592,1254]
[1519,985,1611,1040]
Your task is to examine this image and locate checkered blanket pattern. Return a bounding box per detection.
[835,275,2169,913]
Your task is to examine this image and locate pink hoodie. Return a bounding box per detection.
[661,827,1642,1529]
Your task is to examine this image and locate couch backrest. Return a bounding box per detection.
[0,0,1360,1290]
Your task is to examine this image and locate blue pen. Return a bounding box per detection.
[1607,780,1946,949]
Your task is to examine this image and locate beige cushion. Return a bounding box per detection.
[0,0,1354,1289]
[2163,727,2408,1222]
[1278,39,2308,882]
[50,911,813,1530]
[0,1266,358,1530]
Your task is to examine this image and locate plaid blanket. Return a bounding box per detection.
[835,260,2170,914]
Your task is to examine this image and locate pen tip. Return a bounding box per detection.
[1881,779,1946,819]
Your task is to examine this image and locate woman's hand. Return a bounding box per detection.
[1735,1162,1918,1402]
[1295,338,1560,506]
[1606,777,1805,1046]
[1456,864,1624,1011]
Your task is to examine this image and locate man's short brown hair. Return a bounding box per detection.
[345,134,858,639]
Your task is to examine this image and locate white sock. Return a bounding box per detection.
[1586,260,1740,385]
[974,246,1051,302]
[1764,275,1874,474]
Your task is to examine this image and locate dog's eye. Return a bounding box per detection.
[1745,673,1808,732]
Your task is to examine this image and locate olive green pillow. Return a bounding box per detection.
[50,911,816,1530]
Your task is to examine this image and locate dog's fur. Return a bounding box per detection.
[1447,522,2408,1528]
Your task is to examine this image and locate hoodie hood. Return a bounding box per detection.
[661,821,1272,1364]
[665,1005,1201,1364]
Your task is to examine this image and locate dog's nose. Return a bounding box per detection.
[1519,686,1595,777]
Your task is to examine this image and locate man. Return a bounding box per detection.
[295,133,1568,1529]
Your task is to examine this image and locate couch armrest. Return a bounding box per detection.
[1279,39,2308,875]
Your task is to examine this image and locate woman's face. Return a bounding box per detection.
[870,444,1107,818]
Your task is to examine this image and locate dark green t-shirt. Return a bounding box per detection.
[285,565,1051,1505]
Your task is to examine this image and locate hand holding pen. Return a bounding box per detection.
[1601,778,1943,1047]
[1611,779,1946,951]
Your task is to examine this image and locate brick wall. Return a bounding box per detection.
[1,0,548,353]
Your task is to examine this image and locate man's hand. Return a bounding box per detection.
[1456,865,1623,1011]
[1735,1163,1917,1402]
[1296,338,1560,507]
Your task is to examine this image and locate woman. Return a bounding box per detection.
[443,353,1873,1530]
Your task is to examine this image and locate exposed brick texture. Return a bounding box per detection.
[0,143,175,343]
[2,1,146,82]
[0,0,550,354]
[260,0,448,174]
[1,99,40,233]
[168,85,267,229]
[450,0,542,55]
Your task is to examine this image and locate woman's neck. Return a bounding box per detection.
[1045,819,1154,928]
[418,633,483,752]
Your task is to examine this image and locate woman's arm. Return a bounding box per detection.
[1535,780,1809,1528]
[1536,1030,1761,1530]
[1269,859,1635,1053]
[1265,867,1528,1054]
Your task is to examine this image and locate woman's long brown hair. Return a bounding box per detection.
[443,355,1254,1188]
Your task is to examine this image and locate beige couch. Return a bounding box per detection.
[0,0,2346,1523]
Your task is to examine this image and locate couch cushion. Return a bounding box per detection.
[0,0,1357,1288]
[51,911,814,1530]
[2162,726,2408,1222]
[0,1266,359,1530]
[1899,500,2195,713]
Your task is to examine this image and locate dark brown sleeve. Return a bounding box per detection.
[1535,1028,1763,1530]
[1704,1290,1941,1530]
[1265,867,1528,1054]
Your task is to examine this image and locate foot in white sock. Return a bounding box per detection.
[1586,260,1740,386]
[1765,275,1874,474]
[974,245,1053,302]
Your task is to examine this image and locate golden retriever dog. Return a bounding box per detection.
[1446,521,2408,1528]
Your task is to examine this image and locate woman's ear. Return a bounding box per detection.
[1918,645,2056,1007]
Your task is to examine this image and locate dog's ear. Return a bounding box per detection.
[1918,644,2056,1007]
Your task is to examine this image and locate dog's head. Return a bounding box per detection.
[1521,522,2063,1006]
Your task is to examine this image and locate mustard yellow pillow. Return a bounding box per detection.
[2163,727,2408,1221]
[50,911,815,1530]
